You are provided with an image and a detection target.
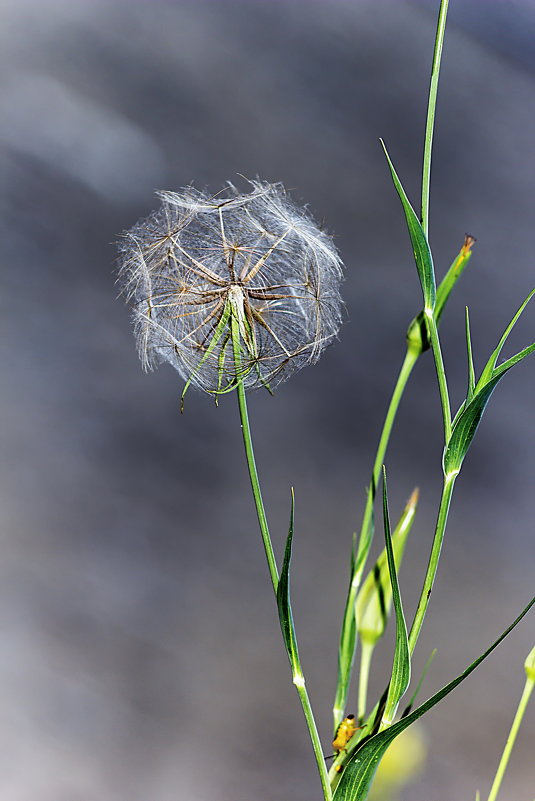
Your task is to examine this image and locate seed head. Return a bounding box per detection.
[117,181,344,397]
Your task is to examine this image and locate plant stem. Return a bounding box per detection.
[487,676,534,801]
[408,473,456,654]
[425,309,452,442]
[333,344,419,730]
[232,324,331,800]
[233,333,279,594]
[295,681,333,801]
[358,640,374,722]
[421,0,450,237]
[362,345,421,549]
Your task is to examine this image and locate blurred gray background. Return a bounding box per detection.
[1,1,534,799]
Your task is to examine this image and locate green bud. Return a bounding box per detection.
[406,235,475,355]
[356,489,419,645]
[524,645,535,682]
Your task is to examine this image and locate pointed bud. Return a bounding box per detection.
[406,235,475,354]
[524,645,535,682]
[356,489,419,646]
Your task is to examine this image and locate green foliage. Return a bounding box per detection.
[444,288,535,475]
[277,490,302,683]
[380,140,436,311]
[332,598,535,801]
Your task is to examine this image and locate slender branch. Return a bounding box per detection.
[333,345,419,730]
[425,309,452,442]
[421,0,450,236]
[358,640,374,722]
[408,473,456,654]
[295,680,333,801]
[233,326,279,593]
[232,321,331,800]
[487,676,534,801]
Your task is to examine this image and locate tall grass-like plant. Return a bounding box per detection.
[117,2,534,799]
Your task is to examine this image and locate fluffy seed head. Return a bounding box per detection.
[117,180,344,395]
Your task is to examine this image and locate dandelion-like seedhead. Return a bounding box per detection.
[118,180,344,397]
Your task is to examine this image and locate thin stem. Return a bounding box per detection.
[233,324,279,594]
[296,682,333,801]
[232,321,331,800]
[487,677,534,801]
[408,473,456,654]
[425,309,452,442]
[358,640,374,722]
[333,345,419,730]
[421,0,450,236]
[362,346,421,548]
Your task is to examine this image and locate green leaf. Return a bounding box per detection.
[443,374,502,475]
[401,648,437,718]
[277,489,302,682]
[477,288,535,391]
[332,596,535,801]
[381,140,436,310]
[464,306,476,402]
[380,468,411,727]
[444,340,535,475]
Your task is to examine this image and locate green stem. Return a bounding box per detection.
[425,309,452,442]
[232,322,331,800]
[358,640,374,722]
[487,677,534,801]
[295,681,333,801]
[233,326,279,593]
[333,345,419,730]
[408,473,456,654]
[421,0,450,237]
[362,346,421,547]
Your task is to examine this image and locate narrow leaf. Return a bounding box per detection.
[477,287,535,391]
[444,338,535,475]
[381,140,436,310]
[277,489,302,681]
[333,596,535,801]
[380,468,411,727]
[465,306,476,402]
[493,342,535,379]
[443,375,502,475]
[401,648,437,718]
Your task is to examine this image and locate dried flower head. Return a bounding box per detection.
[118,180,344,399]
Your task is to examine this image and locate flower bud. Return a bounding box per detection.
[356,489,418,645]
[524,645,535,682]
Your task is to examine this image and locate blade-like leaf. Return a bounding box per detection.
[401,648,437,718]
[493,342,535,379]
[277,489,302,682]
[444,338,535,475]
[381,140,436,310]
[465,306,476,402]
[477,287,535,391]
[333,596,535,801]
[380,468,411,727]
[443,375,502,475]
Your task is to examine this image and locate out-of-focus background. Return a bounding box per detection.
[1,1,534,799]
